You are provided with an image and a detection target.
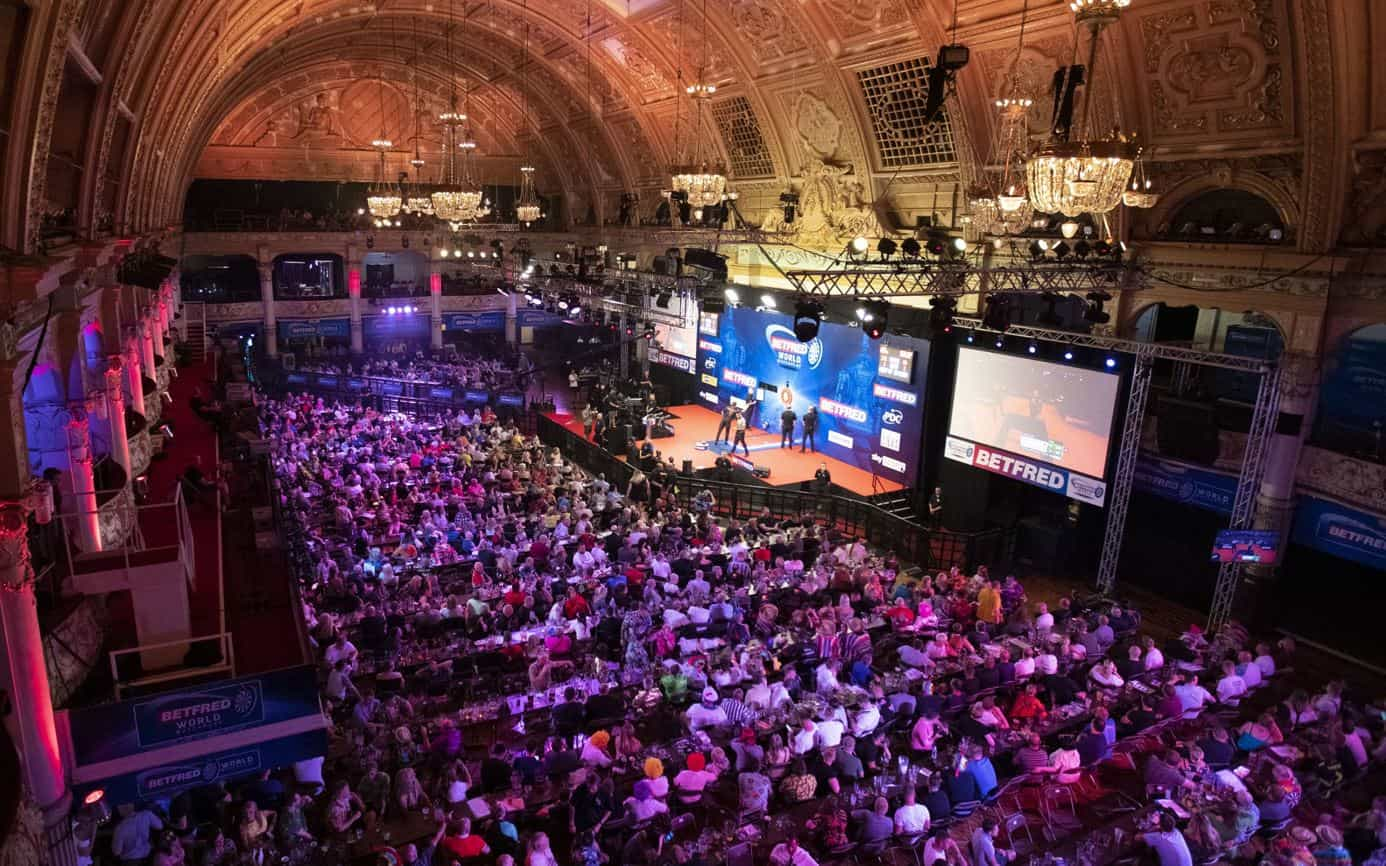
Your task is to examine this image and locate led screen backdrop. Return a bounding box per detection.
[694,306,929,486]
[945,347,1120,505]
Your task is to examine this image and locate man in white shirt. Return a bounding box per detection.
[815,660,841,694]
[893,787,931,836]
[1142,637,1165,671]
[324,634,358,669]
[686,689,728,732]
[770,839,819,866]
[662,606,690,629]
[1035,651,1059,676]
[792,718,818,755]
[852,703,882,737]
[1253,643,1276,679]
[815,716,845,749]
[1235,651,1262,689]
[1034,603,1054,633]
[1173,675,1214,717]
[1215,661,1247,704]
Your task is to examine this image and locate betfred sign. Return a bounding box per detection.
[944,436,1106,505]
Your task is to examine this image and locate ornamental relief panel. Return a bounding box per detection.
[1135,0,1291,141]
[812,0,910,43]
[721,0,809,66]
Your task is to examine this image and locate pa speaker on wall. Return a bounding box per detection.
[1156,397,1220,465]
[684,248,728,280]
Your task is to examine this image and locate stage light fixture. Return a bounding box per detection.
[901,237,922,258]
[557,299,569,311]
[877,238,898,259]
[862,300,890,339]
[655,292,673,309]
[1094,239,1112,256]
[982,294,1012,332]
[965,331,975,344]
[850,236,869,256]
[1028,240,1048,260]
[1074,240,1091,258]
[1061,220,1080,239]
[929,296,957,336]
[995,338,1004,348]
[925,230,948,257]
[1027,341,1038,354]
[1052,241,1072,259]
[1084,289,1112,324]
[1064,350,1074,361]
[1105,357,1117,369]
[953,237,967,253]
[760,294,777,310]
[793,299,824,342]
[724,287,740,304]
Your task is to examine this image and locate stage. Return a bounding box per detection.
[544,404,904,497]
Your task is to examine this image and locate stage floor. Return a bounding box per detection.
[546,404,903,497]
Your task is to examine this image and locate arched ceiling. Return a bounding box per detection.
[2,0,1382,254]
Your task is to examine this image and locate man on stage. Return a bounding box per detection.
[801,405,819,453]
[715,405,735,443]
[780,404,797,449]
[733,409,750,456]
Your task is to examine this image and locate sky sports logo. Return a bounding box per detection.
[698,390,719,404]
[818,396,867,423]
[827,430,853,448]
[871,453,908,473]
[872,382,917,405]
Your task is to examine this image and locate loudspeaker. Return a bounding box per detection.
[682,459,694,475]
[1156,397,1220,464]
[604,424,629,453]
[684,248,728,279]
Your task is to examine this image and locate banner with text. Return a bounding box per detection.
[1132,455,1238,514]
[1291,495,1386,571]
[944,436,1107,505]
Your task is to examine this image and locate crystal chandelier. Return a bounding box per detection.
[449,136,490,223]
[670,0,728,208]
[1024,0,1136,215]
[366,142,403,218]
[514,0,542,225]
[516,166,542,223]
[404,23,434,218]
[1122,152,1159,208]
[969,1,1035,237]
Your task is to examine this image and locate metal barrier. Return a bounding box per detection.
[109,632,236,699]
[536,414,1014,573]
[58,485,196,586]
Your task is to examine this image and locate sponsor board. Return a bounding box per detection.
[880,429,901,452]
[827,430,853,448]
[702,355,718,370]
[765,324,824,371]
[1132,457,1236,514]
[700,374,719,387]
[722,368,757,389]
[650,348,695,373]
[698,338,722,354]
[871,453,908,473]
[1292,496,1386,570]
[872,382,918,405]
[818,396,867,424]
[698,390,720,404]
[944,436,1106,505]
[882,408,904,426]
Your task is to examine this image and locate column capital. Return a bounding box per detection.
[66,405,92,464]
[0,480,54,589]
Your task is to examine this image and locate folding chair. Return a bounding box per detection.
[1003,811,1037,859]
[1039,783,1082,836]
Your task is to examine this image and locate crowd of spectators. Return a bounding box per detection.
[87,371,1386,866]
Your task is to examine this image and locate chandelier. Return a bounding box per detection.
[1122,151,1159,208]
[517,166,542,223]
[366,142,403,218]
[404,22,433,218]
[669,0,728,208]
[1024,0,1136,215]
[968,0,1035,237]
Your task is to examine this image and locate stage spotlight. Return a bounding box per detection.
[995,338,1004,348]
[901,237,922,258]
[982,294,1012,332]
[929,296,957,336]
[1094,239,1112,257]
[557,299,569,311]
[1105,357,1117,369]
[1064,350,1075,361]
[793,299,824,342]
[760,294,777,310]
[861,300,890,339]
[1052,241,1072,259]
[1028,240,1048,260]
[724,287,740,304]
[877,238,898,259]
[1027,341,1038,354]
[953,237,967,253]
[925,230,948,257]
[965,331,975,344]
[1084,289,1112,324]
[850,236,869,256]
[1074,240,1091,259]
[1060,220,1080,239]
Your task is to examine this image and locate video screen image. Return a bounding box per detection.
[948,347,1120,479]
[877,345,916,384]
[1211,529,1279,564]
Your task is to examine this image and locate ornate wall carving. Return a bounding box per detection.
[1297,446,1386,514]
[722,0,809,66]
[24,0,90,252]
[759,141,883,245]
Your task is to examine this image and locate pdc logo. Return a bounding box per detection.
[882,408,904,426]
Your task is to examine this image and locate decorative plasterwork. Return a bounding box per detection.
[24,0,90,252]
[721,0,810,67]
[759,141,883,246]
[1133,0,1292,142]
[1297,445,1386,514]
[1138,155,1303,235]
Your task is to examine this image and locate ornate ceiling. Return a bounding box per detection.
[0,0,1382,254]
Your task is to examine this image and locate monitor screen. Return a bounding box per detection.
[698,310,720,337]
[497,393,524,407]
[378,380,403,396]
[877,344,916,385]
[1211,529,1280,564]
[464,390,489,403]
[317,376,338,388]
[652,320,698,360]
[429,386,454,401]
[347,378,368,391]
[948,347,1120,479]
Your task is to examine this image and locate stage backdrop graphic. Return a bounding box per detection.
[944,347,1120,505]
[695,306,928,486]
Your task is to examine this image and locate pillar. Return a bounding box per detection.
[65,405,101,554]
[1240,352,1319,628]
[0,351,74,849]
[348,262,364,354]
[506,291,519,347]
[429,263,443,351]
[123,335,145,419]
[138,316,156,377]
[259,264,279,358]
[104,358,130,479]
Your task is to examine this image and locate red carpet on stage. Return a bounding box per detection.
[547,404,903,497]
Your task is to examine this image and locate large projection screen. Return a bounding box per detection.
[949,347,1120,480]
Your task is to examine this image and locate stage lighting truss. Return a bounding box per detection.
[783,256,1141,300]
